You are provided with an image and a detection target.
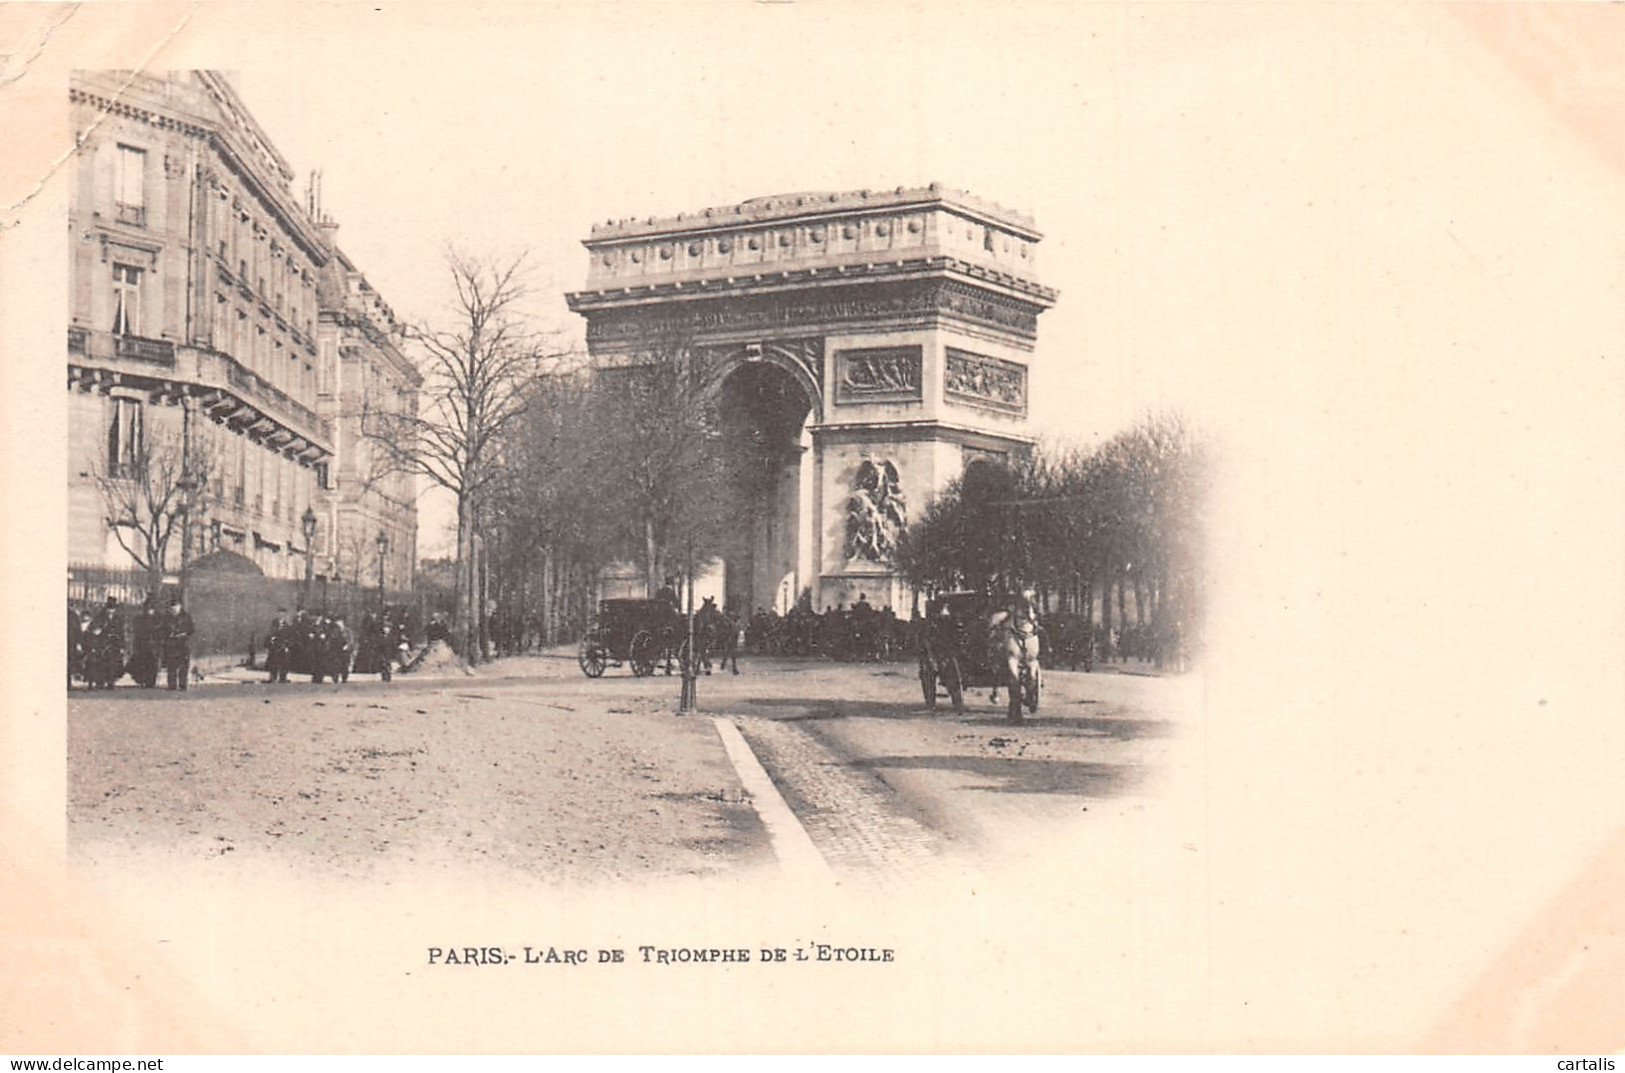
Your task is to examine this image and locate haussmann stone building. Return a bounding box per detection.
[66,70,418,615]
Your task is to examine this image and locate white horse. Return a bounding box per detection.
[986,595,1041,721]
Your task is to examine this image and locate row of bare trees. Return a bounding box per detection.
[319,249,1210,667]
[370,254,741,663]
[896,413,1209,664]
[89,246,1208,669]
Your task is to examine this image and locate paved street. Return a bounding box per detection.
[68,651,1196,889]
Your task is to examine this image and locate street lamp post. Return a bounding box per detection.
[375,529,389,612]
[176,395,195,604]
[678,540,697,715]
[176,476,197,603]
[300,507,317,612]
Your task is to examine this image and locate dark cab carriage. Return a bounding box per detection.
[916,590,1042,716]
[578,598,685,678]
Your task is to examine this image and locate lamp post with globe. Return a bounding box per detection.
[300,506,318,612]
[375,529,389,612]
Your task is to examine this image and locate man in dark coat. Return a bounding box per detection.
[329,615,354,683]
[163,599,195,691]
[306,615,325,684]
[130,598,161,688]
[68,606,83,688]
[266,611,293,683]
[90,596,125,689]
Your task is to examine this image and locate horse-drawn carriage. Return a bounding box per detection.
[577,598,686,678]
[916,591,1042,721]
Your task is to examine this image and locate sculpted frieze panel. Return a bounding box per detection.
[835,346,922,403]
[582,279,1039,347]
[944,348,1027,414]
[939,281,1039,336]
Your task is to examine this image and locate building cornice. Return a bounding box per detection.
[808,418,1036,450]
[567,256,1057,312]
[71,74,330,267]
[575,186,1052,299]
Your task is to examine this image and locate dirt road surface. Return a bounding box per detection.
[69,665,773,886]
[69,650,1194,889]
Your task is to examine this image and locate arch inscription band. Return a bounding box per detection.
[567,185,1057,614]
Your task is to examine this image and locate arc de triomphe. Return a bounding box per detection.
[566,184,1057,615]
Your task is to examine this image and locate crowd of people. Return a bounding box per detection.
[740,594,1176,671]
[68,586,1177,690]
[745,593,908,663]
[66,596,417,691]
[67,595,195,691]
[263,607,410,684]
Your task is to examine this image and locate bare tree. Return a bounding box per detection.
[90,411,219,598]
[484,366,608,648]
[365,250,552,663]
[586,335,734,596]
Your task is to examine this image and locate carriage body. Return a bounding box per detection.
[917,591,1042,717]
[578,598,684,678]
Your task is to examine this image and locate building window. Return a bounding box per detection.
[115,145,146,226]
[213,293,228,350]
[111,264,142,336]
[107,397,143,477]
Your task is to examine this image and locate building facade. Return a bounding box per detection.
[567,185,1057,614]
[67,71,416,599]
[314,234,421,598]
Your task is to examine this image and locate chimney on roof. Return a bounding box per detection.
[307,170,339,232]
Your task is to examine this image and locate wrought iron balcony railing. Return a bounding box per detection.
[114,334,175,367]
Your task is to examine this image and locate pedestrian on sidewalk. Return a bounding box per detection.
[163,599,195,691]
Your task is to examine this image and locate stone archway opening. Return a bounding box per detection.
[715,360,813,616]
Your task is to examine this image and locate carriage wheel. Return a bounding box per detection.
[919,659,937,709]
[1023,663,1041,713]
[943,657,965,712]
[629,631,657,677]
[578,638,607,679]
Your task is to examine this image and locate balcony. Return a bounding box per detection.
[115,334,175,367]
[69,328,174,368]
[218,353,327,440]
[115,202,146,228]
[69,328,333,460]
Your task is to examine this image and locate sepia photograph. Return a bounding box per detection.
[3,1,1624,1057]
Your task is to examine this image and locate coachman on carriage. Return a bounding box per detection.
[916,589,1042,722]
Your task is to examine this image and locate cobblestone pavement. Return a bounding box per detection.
[693,654,1197,887]
[729,714,945,892]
